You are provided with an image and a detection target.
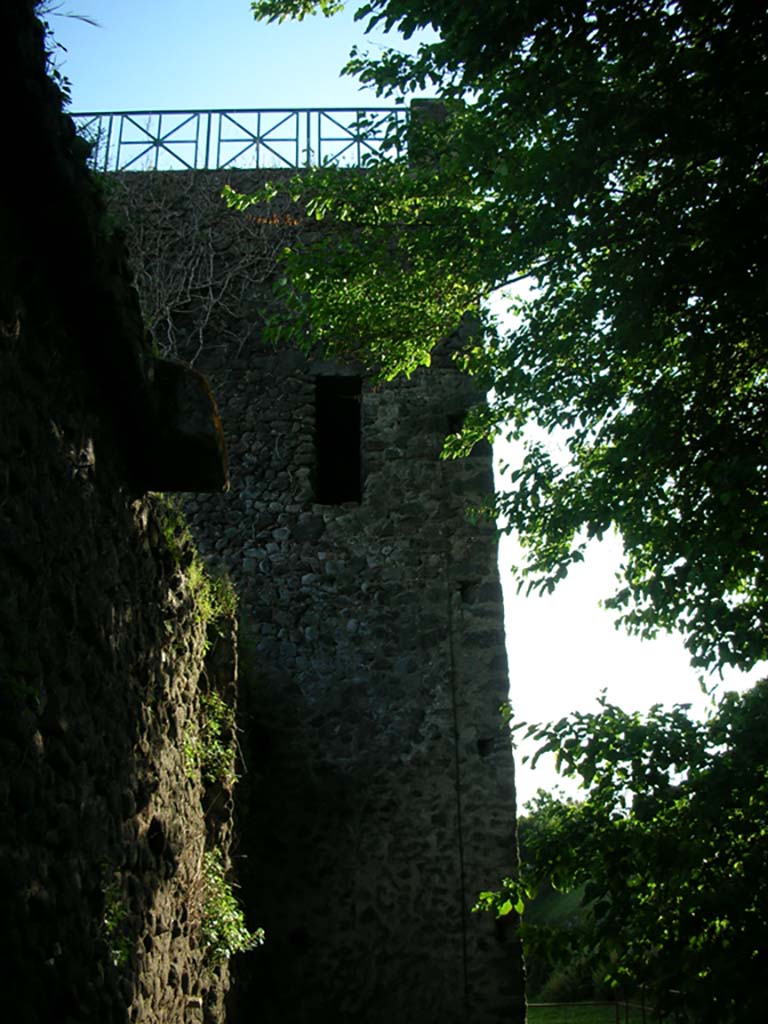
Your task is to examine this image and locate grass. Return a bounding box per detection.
[528,1004,629,1024]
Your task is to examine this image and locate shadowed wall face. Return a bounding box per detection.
[0,308,239,1022]
[1,10,238,1019]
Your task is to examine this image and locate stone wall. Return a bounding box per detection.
[113,170,526,1024]
[1,4,243,1021]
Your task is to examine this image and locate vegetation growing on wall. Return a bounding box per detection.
[102,871,131,969]
[105,173,297,365]
[151,492,238,635]
[200,849,265,965]
[149,492,261,963]
[34,0,99,104]
[185,691,239,787]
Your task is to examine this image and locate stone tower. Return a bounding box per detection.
[112,169,525,1024]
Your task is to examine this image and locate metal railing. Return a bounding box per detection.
[71,108,408,172]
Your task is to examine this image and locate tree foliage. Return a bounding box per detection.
[241,0,768,674]
[483,684,768,1021]
[251,0,343,22]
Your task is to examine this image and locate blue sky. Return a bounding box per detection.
[50,0,431,111]
[51,0,766,806]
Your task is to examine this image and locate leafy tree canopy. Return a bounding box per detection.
[483,683,768,1022]
[242,0,768,673]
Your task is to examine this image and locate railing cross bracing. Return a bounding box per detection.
[72,108,409,172]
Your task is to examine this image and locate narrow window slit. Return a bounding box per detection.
[315,376,362,504]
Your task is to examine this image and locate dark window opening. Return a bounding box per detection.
[446,410,466,435]
[315,376,362,504]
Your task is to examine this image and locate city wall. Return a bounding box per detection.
[111,169,526,1024]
